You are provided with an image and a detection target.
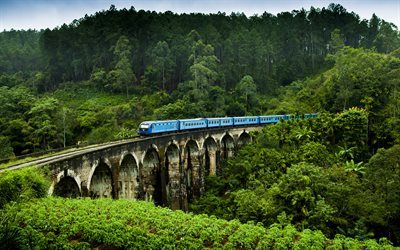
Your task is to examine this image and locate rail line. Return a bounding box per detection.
[0,137,142,173]
[0,125,264,173]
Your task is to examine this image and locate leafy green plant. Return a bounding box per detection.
[0,167,50,208]
[1,198,396,249]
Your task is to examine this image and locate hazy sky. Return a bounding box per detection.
[1,0,399,31]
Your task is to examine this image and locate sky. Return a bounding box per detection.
[1,0,399,31]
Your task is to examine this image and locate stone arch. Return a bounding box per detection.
[51,169,81,198]
[142,146,162,205]
[202,136,218,176]
[88,160,114,198]
[118,153,139,199]
[184,139,201,202]
[165,142,181,209]
[221,133,235,159]
[219,133,235,175]
[237,131,252,149]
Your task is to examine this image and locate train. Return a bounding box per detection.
[138,114,317,136]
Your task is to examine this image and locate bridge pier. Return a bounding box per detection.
[165,142,181,210]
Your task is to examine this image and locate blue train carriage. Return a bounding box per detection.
[206,117,234,128]
[138,120,179,135]
[233,116,259,126]
[179,118,207,131]
[220,117,234,127]
[206,118,221,128]
[259,115,280,124]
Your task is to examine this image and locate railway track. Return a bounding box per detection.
[0,137,141,173]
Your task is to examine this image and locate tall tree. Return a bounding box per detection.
[149,41,174,91]
[110,35,137,97]
[235,75,257,113]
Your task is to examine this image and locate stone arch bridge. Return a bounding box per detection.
[47,126,261,210]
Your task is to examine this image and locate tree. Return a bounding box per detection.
[28,97,61,150]
[235,75,257,113]
[90,68,110,91]
[0,136,14,159]
[110,36,136,97]
[329,29,345,53]
[149,41,174,91]
[364,145,400,242]
[334,107,369,161]
[373,21,400,53]
[188,40,219,89]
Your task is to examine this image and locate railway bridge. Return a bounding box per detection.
[44,126,261,211]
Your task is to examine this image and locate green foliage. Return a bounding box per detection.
[28,97,61,149]
[235,75,258,114]
[193,111,400,245]
[0,30,43,73]
[86,125,118,144]
[109,36,137,97]
[0,136,15,159]
[334,107,369,161]
[363,145,400,241]
[0,167,50,209]
[0,198,395,249]
[1,6,399,157]
[1,5,400,248]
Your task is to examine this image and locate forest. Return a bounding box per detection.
[0,2,400,248]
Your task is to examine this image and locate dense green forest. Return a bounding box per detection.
[1,2,400,248]
[1,3,399,157]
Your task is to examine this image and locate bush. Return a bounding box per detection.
[0,167,50,209]
[0,198,396,249]
[86,125,117,144]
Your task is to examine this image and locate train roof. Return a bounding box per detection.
[206,117,232,120]
[139,120,178,125]
[177,118,207,122]
[232,116,259,118]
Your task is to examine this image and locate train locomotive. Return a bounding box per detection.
[138,114,317,136]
